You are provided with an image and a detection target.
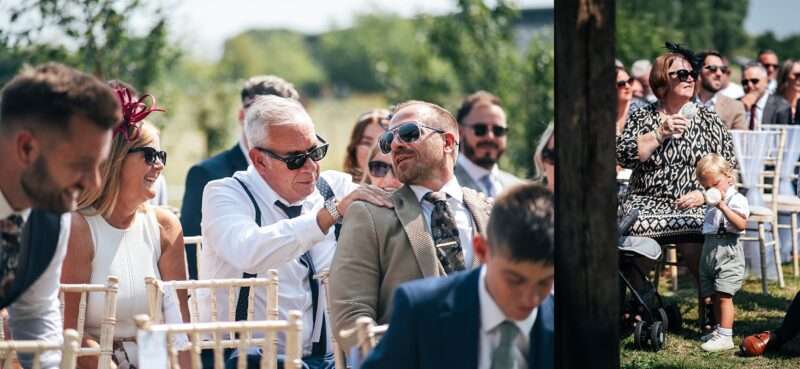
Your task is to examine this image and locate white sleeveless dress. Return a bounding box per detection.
[83,207,185,365]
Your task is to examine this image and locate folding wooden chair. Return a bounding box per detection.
[762,125,800,277]
[314,270,346,369]
[134,310,303,369]
[59,275,119,369]
[338,316,388,360]
[183,236,203,278]
[0,329,81,369]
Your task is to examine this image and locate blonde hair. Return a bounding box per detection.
[77,122,159,217]
[695,153,734,182]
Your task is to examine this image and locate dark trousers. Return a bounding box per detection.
[775,290,800,347]
[225,348,334,369]
[201,348,234,369]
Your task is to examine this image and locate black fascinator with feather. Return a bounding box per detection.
[665,42,703,72]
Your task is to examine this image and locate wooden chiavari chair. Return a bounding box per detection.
[0,329,81,369]
[59,275,119,369]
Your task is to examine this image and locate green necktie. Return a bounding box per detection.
[491,320,519,369]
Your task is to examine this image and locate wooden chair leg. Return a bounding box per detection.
[668,247,678,292]
[772,221,786,288]
[792,213,799,277]
[759,223,769,295]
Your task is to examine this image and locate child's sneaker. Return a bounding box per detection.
[700,330,717,342]
[701,332,735,352]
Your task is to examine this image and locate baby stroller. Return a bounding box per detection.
[618,183,682,351]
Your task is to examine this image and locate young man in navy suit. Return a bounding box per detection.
[361,182,554,369]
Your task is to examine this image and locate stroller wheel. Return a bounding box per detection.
[664,303,683,332]
[633,321,646,350]
[656,307,669,332]
[647,321,666,351]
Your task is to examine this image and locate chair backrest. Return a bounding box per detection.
[134,311,303,369]
[339,316,388,359]
[762,125,800,196]
[145,271,279,324]
[59,276,119,369]
[183,236,203,277]
[315,271,346,369]
[730,129,785,212]
[0,329,81,369]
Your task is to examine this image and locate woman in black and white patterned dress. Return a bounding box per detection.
[617,52,737,284]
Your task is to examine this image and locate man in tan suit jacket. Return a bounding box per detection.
[329,100,492,349]
[697,50,747,130]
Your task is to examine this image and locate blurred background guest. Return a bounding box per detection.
[740,63,792,128]
[617,66,647,136]
[533,123,555,192]
[719,56,745,100]
[777,59,800,123]
[695,51,746,130]
[343,109,390,183]
[361,144,401,191]
[632,59,657,103]
[758,49,780,94]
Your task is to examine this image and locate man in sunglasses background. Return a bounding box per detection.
[758,49,780,95]
[0,63,119,369]
[180,74,300,280]
[453,91,521,198]
[739,63,792,129]
[200,95,393,369]
[330,100,493,349]
[695,50,746,130]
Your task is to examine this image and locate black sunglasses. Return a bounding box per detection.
[128,147,167,166]
[379,121,445,154]
[704,64,730,75]
[468,123,508,137]
[541,146,555,164]
[368,161,394,178]
[741,78,761,86]
[668,69,698,82]
[762,63,779,70]
[255,135,329,170]
[616,77,634,88]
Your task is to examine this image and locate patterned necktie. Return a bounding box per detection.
[480,175,496,197]
[0,214,24,299]
[491,321,520,369]
[423,191,465,273]
[273,201,327,355]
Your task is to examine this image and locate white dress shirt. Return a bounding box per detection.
[702,187,750,235]
[409,177,477,268]
[477,266,536,369]
[457,155,504,196]
[695,94,717,112]
[199,167,357,356]
[747,92,770,130]
[2,190,69,369]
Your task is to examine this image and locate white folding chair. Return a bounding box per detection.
[59,275,119,369]
[0,329,81,369]
[339,316,388,360]
[134,311,303,369]
[762,125,800,277]
[314,270,346,369]
[183,236,203,278]
[731,129,786,293]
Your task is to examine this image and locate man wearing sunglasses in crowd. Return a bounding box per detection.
[200,95,393,369]
[0,63,119,369]
[180,75,300,280]
[329,100,493,350]
[758,49,780,95]
[694,50,747,130]
[739,62,792,129]
[453,91,521,198]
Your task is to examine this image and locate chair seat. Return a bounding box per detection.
[750,205,775,219]
[762,194,800,212]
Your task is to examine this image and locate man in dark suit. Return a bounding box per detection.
[0,63,119,368]
[180,75,299,279]
[740,63,792,128]
[361,183,554,369]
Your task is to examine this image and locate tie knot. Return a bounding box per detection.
[274,201,302,219]
[423,191,448,204]
[1,214,23,231]
[496,320,519,344]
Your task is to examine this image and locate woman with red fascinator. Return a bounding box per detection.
[60,88,191,369]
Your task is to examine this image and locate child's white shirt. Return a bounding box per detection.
[702,187,750,234]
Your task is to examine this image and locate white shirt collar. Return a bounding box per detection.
[478,266,537,336]
[694,93,717,109]
[457,155,499,182]
[0,188,31,222]
[409,176,464,205]
[240,166,322,210]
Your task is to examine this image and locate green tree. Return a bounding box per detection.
[1,0,177,90]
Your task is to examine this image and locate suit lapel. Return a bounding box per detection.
[763,95,777,125]
[529,295,554,369]
[436,270,481,369]
[225,144,249,173]
[462,188,491,267]
[454,163,481,192]
[394,186,443,277]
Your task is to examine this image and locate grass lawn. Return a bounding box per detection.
[621,264,800,369]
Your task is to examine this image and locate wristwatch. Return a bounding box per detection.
[325,198,342,224]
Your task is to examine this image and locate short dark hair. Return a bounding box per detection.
[698,50,723,65]
[390,100,458,134]
[455,90,502,125]
[241,75,300,108]
[0,63,121,135]
[487,183,554,264]
[758,49,777,58]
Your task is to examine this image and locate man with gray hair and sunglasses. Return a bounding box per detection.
[740,62,792,128]
[199,95,393,369]
[329,100,493,350]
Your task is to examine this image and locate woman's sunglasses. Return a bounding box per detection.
[128,147,167,166]
[255,135,329,170]
[368,161,394,178]
[379,121,445,154]
[616,77,634,88]
[668,69,698,82]
[467,123,508,137]
[541,146,555,164]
